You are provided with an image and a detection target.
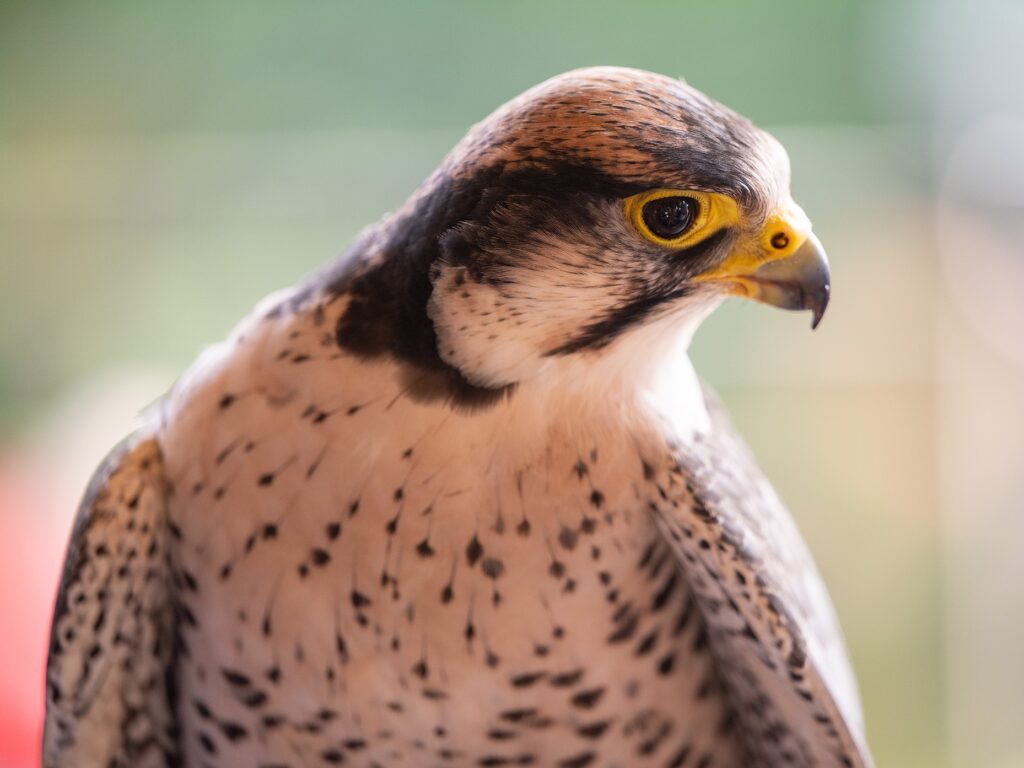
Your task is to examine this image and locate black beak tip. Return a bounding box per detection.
[808,283,831,330]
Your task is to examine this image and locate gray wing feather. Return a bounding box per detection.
[43,436,178,768]
[651,384,873,767]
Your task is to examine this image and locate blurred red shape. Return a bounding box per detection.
[0,457,67,768]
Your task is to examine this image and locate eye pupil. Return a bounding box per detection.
[642,196,696,239]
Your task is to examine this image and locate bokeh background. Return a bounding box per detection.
[2,1,1023,766]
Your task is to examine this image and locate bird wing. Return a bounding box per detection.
[43,436,178,768]
[650,384,873,767]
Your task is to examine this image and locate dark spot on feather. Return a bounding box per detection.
[466,535,484,566]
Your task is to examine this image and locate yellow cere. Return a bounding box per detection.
[694,200,814,285]
[757,203,812,261]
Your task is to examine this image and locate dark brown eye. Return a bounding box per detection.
[641,196,697,240]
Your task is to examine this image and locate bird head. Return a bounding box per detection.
[336,67,829,400]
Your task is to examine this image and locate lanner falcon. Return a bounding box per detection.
[44,67,873,767]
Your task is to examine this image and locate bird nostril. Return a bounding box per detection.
[770,232,790,250]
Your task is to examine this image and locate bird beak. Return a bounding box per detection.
[734,233,831,329]
[692,204,832,329]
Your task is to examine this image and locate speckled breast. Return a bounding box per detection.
[157,303,741,767]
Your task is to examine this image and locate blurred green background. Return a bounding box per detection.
[2,1,1023,766]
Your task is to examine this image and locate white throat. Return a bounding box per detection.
[509,301,719,445]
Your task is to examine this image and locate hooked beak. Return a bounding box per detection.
[692,203,832,329]
[736,233,831,329]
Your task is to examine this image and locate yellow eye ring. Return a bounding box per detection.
[625,189,740,248]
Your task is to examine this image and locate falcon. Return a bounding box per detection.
[44,67,873,767]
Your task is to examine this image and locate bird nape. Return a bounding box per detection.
[43,67,870,768]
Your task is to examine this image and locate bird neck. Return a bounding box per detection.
[512,307,714,440]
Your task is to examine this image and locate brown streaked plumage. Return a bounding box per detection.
[44,67,869,768]
[455,68,787,208]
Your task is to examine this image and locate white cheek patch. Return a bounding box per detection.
[428,224,646,389]
[427,207,725,395]
[428,264,551,388]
